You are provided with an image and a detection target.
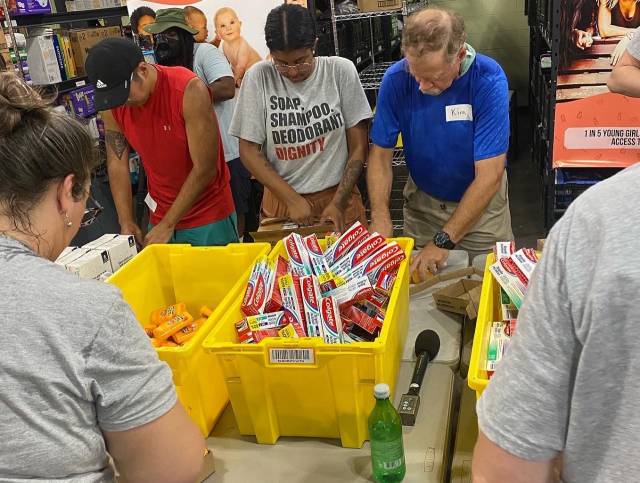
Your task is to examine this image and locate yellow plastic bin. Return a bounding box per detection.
[468,254,500,399]
[203,237,413,448]
[107,243,271,436]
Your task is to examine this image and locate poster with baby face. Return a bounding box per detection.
[126,0,283,59]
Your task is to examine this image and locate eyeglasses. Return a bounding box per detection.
[81,196,103,227]
[272,59,314,75]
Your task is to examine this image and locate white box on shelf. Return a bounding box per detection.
[26,35,62,85]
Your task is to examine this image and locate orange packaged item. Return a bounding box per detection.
[162,340,178,347]
[172,317,206,345]
[143,323,156,338]
[150,302,187,325]
[153,311,194,340]
[150,338,162,348]
[200,305,213,318]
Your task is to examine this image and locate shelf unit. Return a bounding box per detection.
[328,0,427,90]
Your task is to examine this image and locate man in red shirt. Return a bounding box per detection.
[86,37,237,246]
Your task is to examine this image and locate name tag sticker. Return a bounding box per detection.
[145,193,158,213]
[446,104,473,122]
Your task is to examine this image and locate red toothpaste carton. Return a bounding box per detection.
[374,270,396,297]
[241,257,268,316]
[246,311,291,331]
[502,256,529,287]
[320,296,343,344]
[253,328,281,342]
[283,309,306,337]
[235,319,254,344]
[330,232,387,277]
[279,273,307,334]
[344,242,405,282]
[303,234,331,276]
[341,305,382,335]
[323,221,369,266]
[264,256,288,313]
[284,233,312,277]
[367,292,390,311]
[300,275,323,337]
[494,241,516,261]
[328,276,374,309]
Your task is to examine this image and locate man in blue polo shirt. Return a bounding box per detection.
[368,7,513,280]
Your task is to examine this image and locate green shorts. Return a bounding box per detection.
[150,213,239,246]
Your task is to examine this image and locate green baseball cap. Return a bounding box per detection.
[143,8,198,35]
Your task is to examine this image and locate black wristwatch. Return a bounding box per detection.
[433,231,456,250]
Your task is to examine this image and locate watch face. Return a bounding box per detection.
[434,231,453,249]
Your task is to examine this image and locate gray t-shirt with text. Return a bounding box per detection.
[477,163,640,481]
[0,237,176,482]
[230,56,372,194]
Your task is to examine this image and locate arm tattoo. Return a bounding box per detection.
[105,130,129,160]
[334,158,364,208]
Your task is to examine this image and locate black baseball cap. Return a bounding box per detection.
[85,37,144,111]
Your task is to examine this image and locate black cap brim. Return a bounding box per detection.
[94,80,131,111]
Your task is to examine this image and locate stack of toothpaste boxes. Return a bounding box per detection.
[486,241,540,376]
[236,222,405,344]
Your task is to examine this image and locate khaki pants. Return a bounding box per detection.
[262,184,367,227]
[403,172,514,260]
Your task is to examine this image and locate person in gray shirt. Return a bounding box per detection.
[230,3,372,232]
[0,73,204,482]
[472,162,640,480]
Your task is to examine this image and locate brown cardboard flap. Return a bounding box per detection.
[251,222,334,244]
[433,279,482,318]
[410,267,483,296]
[537,239,546,252]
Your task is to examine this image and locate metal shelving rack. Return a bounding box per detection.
[328,0,428,90]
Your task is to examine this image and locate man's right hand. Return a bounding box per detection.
[287,196,314,226]
[369,211,393,238]
[120,220,144,246]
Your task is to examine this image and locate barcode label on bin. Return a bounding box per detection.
[269,348,315,364]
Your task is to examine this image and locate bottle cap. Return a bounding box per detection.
[374,383,390,399]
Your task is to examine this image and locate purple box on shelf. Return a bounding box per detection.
[12,0,52,14]
[66,85,95,118]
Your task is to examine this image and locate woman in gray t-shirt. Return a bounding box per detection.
[230,3,373,232]
[0,73,204,482]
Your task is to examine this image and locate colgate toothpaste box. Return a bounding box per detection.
[330,232,387,277]
[341,305,382,336]
[300,275,323,337]
[323,222,369,266]
[489,258,527,309]
[327,276,374,309]
[373,270,396,298]
[344,242,405,283]
[284,233,312,277]
[494,241,515,261]
[303,234,336,292]
[320,296,343,344]
[279,273,307,334]
[246,311,292,331]
[264,256,288,313]
[235,319,254,344]
[511,248,539,284]
[241,256,268,316]
[253,328,281,343]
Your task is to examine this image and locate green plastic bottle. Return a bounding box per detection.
[368,383,406,482]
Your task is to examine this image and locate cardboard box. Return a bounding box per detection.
[83,234,137,272]
[357,0,401,12]
[251,218,334,244]
[537,238,546,252]
[26,35,62,85]
[62,85,95,117]
[65,249,111,280]
[433,279,482,319]
[11,0,51,15]
[69,26,121,75]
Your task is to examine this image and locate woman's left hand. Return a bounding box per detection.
[321,202,345,232]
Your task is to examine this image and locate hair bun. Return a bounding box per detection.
[0,72,50,137]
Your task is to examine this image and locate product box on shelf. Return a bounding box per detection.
[11,0,51,15]
[69,26,121,75]
[61,85,95,118]
[357,0,401,13]
[26,35,62,85]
